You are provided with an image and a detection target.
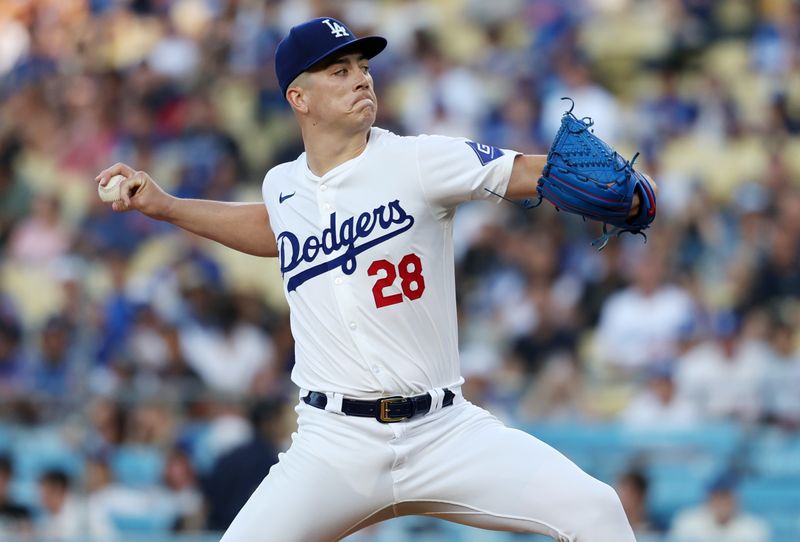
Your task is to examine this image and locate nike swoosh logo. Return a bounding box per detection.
[279,192,296,204]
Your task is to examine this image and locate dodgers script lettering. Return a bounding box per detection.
[278,200,415,292]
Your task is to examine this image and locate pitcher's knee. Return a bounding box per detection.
[571,479,631,538]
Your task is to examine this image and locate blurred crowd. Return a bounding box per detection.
[1,0,800,540]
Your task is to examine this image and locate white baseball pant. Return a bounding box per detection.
[219,390,636,542]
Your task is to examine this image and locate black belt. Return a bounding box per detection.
[302,388,455,423]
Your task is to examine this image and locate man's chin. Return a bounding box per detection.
[351,107,377,128]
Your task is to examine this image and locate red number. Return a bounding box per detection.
[368,253,426,308]
[368,259,403,308]
[399,253,425,300]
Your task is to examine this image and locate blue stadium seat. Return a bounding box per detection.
[746,432,800,478]
[11,427,84,482]
[0,423,12,454]
[110,510,176,533]
[110,445,165,487]
[178,422,216,474]
[761,512,800,542]
[622,423,743,461]
[368,516,465,542]
[739,477,800,514]
[647,473,706,528]
[9,478,38,509]
[525,424,625,454]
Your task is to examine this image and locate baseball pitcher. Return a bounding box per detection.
[96,17,656,542]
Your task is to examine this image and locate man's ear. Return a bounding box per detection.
[287,86,309,114]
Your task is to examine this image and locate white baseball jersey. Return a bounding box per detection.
[262,127,518,398]
[226,126,636,542]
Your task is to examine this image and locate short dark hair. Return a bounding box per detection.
[619,469,649,496]
[39,469,70,490]
[0,455,12,476]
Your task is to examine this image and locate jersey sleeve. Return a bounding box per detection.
[414,134,519,216]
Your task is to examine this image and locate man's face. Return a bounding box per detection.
[300,52,377,131]
[709,491,737,525]
[39,481,66,513]
[0,468,9,495]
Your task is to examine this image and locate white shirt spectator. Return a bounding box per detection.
[38,496,115,541]
[399,63,486,138]
[675,339,772,422]
[670,505,770,542]
[147,33,200,79]
[763,352,800,425]
[594,284,694,372]
[542,81,621,144]
[179,323,274,394]
[0,18,29,76]
[621,381,700,430]
[8,197,72,266]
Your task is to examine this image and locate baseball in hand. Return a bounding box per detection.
[98,174,126,203]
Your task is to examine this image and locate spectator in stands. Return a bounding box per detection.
[616,469,663,538]
[669,473,770,542]
[164,448,204,532]
[0,319,25,397]
[203,400,283,532]
[173,95,242,200]
[620,361,699,429]
[541,61,621,143]
[675,311,772,422]
[762,319,800,428]
[85,399,127,458]
[179,294,275,396]
[8,194,72,266]
[0,135,30,245]
[95,251,138,368]
[26,315,79,399]
[82,457,121,539]
[745,225,800,310]
[126,402,177,449]
[593,245,696,376]
[0,1,799,539]
[642,70,698,142]
[127,304,173,375]
[518,351,587,422]
[0,456,32,537]
[36,470,84,540]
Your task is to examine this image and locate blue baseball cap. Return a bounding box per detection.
[707,472,738,494]
[275,17,387,97]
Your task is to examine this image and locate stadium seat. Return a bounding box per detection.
[110,511,176,533]
[746,431,800,478]
[762,512,800,542]
[739,477,800,514]
[10,427,84,482]
[104,486,179,534]
[647,473,706,528]
[0,423,11,454]
[110,445,165,487]
[622,423,744,461]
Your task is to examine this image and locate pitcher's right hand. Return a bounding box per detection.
[96,163,174,220]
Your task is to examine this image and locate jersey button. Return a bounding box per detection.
[324,203,332,211]
[349,322,357,330]
[320,185,328,191]
[370,365,381,374]
[334,277,342,285]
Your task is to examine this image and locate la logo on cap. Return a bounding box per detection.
[322,18,349,38]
